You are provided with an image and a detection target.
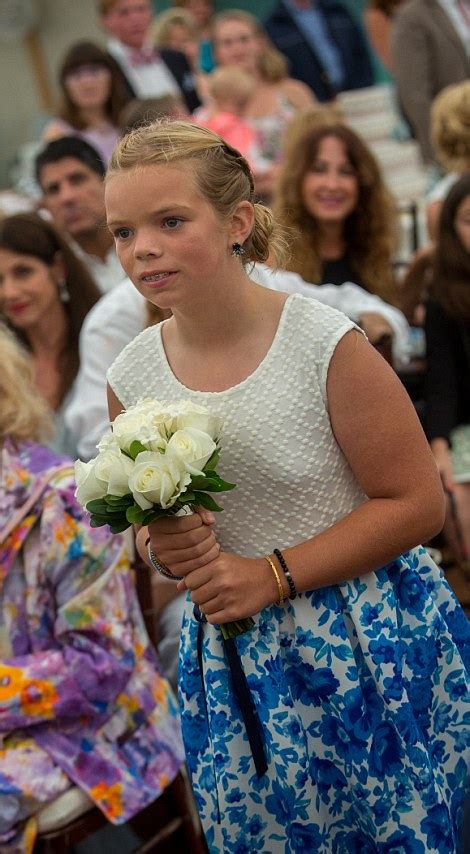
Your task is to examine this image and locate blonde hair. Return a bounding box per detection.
[108,119,286,265]
[208,66,254,109]
[213,10,289,84]
[0,325,52,445]
[152,8,197,46]
[431,81,470,173]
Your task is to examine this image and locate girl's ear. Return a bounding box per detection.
[229,200,255,248]
[51,251,66,284]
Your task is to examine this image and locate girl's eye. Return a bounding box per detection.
[14,265,33,278]
[114,227,132,240]
[164,217,183,230]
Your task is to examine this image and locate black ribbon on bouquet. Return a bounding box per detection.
[194,605,268,778]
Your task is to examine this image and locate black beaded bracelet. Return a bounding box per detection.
[273,548,297,600]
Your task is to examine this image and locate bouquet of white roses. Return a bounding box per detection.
[74,398,253,639]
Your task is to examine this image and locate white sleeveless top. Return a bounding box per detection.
[107,294,366,557]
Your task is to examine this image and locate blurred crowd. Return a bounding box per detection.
[0,0,469,851]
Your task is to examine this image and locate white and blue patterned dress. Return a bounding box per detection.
[108,294,470,853]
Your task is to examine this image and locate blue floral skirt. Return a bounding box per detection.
[179,548,470,853]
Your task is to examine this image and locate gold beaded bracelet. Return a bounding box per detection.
[264,555,285,606]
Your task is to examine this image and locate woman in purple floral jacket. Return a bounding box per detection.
[0,325,184,852]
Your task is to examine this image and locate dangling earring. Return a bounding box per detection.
[58,280,70,303]
[231,242,245,258]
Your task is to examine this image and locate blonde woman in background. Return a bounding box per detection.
[427,81,470,239]
[212,9,315,198]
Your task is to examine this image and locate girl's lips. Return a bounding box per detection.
[140,271,177,288]
[6,303,29,315]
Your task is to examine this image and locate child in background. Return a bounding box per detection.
[196,66,271,178]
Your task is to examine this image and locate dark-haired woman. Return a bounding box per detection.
[425,173,470,554]
[273,115,398,303]
[42,40,131,165]
[0,213,100,456]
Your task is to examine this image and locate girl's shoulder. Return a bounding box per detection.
[107,322,162,402]
[282,293,362,382]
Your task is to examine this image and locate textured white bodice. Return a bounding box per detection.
[107,294,366,557]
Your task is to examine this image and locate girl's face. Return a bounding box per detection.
[105,163,234,312]
[301,135,359,226]
[454,194,470,253]
[64,64,112,112]
[0,250,61,331]
[213,19,262,75]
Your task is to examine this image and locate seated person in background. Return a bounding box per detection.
[35,137,126,293]
[426,81,470,240]
[152,7,199,71]
[424,174,470,556]
[264,0,374,102]
[41,41,132,167]
[391,0,470,165]
[99,0,201,113]
[0,324,184,852]
[196,67,272,179]
[173,0,215,73]
[273,115,398,303]
[0,213,101,458]
[211,10,315,199]
[119,94,189,134]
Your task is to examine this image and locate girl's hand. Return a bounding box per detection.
[145,508,220,576]
[176,552,284,624]
[431,439,454,493]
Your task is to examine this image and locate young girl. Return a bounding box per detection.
[105,121,469,853]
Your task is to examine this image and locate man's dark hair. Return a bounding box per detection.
[35,136,106,186]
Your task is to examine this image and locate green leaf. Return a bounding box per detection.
[126,505,147,524]
[128,440,148,460]
[141,508,167,525]
[89,516,109,528]
[104,493,133,506]
[193,491,223,512]
[86,499,109,515]
[179,490,196,503]
[109,519,132,534]
[205,449,220,471]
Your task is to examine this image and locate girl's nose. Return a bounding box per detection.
[133,230,163,260]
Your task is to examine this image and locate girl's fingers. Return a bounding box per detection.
[155,531,218,568]
[161,542,221,579]
[148,512,211,535]
[194,507,216,526]
[150,524,215,557]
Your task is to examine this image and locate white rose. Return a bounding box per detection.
[75,458,105,506]
[96,432,121,453]
[128,451,191,510]
[112,406,170,452]
[166,401,223,440]
[167,428,216,476]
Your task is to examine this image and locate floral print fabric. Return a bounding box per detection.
[179,547,470,853]
[0,441,184,851]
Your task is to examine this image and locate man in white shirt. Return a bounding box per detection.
[99,0,201,112]
[35,137,126,294]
